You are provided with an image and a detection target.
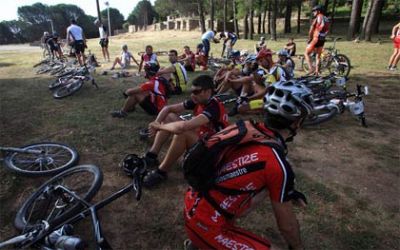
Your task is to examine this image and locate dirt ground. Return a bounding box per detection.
[0,30,399,249]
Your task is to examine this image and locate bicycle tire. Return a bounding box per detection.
[14,165,103,230]
[53,79,83,99]
[329,54,351,78]
[303,107,338,126]
[4,142,79,177]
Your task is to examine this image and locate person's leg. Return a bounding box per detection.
[305,39,317,74]
[76,52,83,66]
[158,130,198,172]
[102,46,107,61]
[315,47,323,76]
[148,113,180,155]
[392,48,400,68]
[105,47,110,61]
[121,91,147,113]
[111,57,122,69]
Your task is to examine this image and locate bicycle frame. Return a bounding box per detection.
[0,147,43,155]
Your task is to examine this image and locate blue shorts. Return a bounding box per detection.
[202,39,210,57]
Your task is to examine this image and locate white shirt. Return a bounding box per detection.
[99,26,107,39]
[67,24,83,41]
[121,51,132,66]
[201,31,215,41]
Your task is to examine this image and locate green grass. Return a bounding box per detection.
[0,29,399,249]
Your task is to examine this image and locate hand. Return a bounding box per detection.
[390,35,395,39]
[148,121,161,137]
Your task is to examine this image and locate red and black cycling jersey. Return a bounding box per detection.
[139,78,168,112]
[183,96,229,137]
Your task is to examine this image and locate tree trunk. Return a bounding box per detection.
[284,0,292,33]
[223,0,227,31]
[347,0,363,40]
[250,0,254,40]
[267,0,271,34]
[210,0,215,30]
[323,0,330,10]
[365,0,380,41]
[197,0,206,33]
[330,0,337,33]
[257,0,262,34]
[262,1,267,34]
[297,0,301,33]
[96,0,102,23]
[360,0,373,40]
[271,0,277,40]
[233,0,240,38]
[244,12,249,39]
[374,0,385,33]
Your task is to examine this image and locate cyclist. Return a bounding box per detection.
[110,69,169,118]
[219,31,238,57]
[285,37,297,57]
[183,81,312,250]
[388,22,400,71]
[304,5,330,75]
[110,44,139,70]
[195,43,208,70]
[277,49,295,79]
[156,49,188,95]
[255,36,267,53]
[200,30,220,60]
[178,46,196,72]
[94,19,110,62]
[66,19,87,66]
[138,45,160,74]
[43,32,63,60]
[137,75,228,188]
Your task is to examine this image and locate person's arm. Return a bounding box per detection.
[130,54,139,66]
[138,58,144,72]
[152,113,209,134]
[391,23,400,39]
[157,65,175,76]
[66,28,70,44]
[228,75,253,85]
[272,201,304,250]
[154,102,186,124]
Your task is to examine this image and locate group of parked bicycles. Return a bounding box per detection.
[34,53,99,99]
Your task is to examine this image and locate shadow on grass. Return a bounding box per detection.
[0,62,15,68]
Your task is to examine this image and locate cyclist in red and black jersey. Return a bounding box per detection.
[141,75,229,188]
[110,69,168,118]
[183,81,313,250]
[138,45,160,74]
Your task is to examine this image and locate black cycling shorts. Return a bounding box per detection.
[73,40,85,54]
[99,38,109,48]
[139,96,158,115]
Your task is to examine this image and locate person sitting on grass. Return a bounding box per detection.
[138,45,160,74]
[178,45,196,72]
[133,75,229,188]
[255,36,267,53]
[195,43,207,71]
[110,68,170,118]
[156,49,188,95]
[110,44,139,70]
[276,49,295,79]
[285,37,297,57]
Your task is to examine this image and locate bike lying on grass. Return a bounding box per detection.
[50,65,99,99]
[0,162,147,250]
[0,142,79,176]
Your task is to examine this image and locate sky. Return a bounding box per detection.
[1,0,155,22]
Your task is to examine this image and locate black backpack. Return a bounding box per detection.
[183,120,286,194]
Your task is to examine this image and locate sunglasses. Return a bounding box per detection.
[191,89,204,95]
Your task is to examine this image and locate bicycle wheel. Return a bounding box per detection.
[303,106,338,126]
[53,79,83,99]
[14,165,103,230]
[329,54,351,78]
[4,142,79,177]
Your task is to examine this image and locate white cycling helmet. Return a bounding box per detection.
[278,49,289,57]
[243,54,257,64]
[264,80,313,122]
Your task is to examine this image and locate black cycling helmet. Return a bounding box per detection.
[120,154,145,176]
[144,62,160,78]
[197,43,204,50]
[312,5,324,12]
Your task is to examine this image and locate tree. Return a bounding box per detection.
[197,0,206,33]
[297,0,302,33]
[101,7,125,31]
[347,0,363,40]
[365,0,382,41]
[249,0,254,39]
[244,11,249,39]
[271,0,277,40]
[128,0,157,28]
[223,0,228,31]
[233,0,239,38]
[267,1,271,34]
[360,0,373,40]
[210,0,215,30]
[284,0,292,33]
[262,0,267,34]
[374,0,385,33]
[0,22,19,44]
[257,0,262,34]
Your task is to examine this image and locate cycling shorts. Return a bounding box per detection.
[139,95,158,115]
[307,37,325,51]
[394,37,400,49]
[99,38,109,48]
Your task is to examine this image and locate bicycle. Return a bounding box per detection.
[0,163,146,249]
[300,37,351,77]
[52,65,99,99]
[0,142,79,176]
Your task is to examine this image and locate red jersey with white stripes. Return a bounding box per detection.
[139,78,167,112]
[312,13,330,39]
[141,53,157,63]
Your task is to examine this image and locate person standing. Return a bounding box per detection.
[94,19,110,62]
[304,5,330,75]
[388,22,400,71]
[66,19,87,66]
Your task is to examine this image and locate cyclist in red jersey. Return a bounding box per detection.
[110,69,169,118]
[140,75,229,187]
[388,22,400,71]
[178,45,196,72]
[183,80,313,250]
[304,5,330,75]
[138,45,160,74]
